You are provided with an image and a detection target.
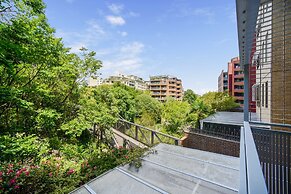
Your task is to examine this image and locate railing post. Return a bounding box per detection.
[240,121,268,194]
[151,131,154,145]
[243,64,249,121]
[135,126,139,140]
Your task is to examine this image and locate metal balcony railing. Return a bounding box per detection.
[240,122,268,194]
[199,121,291,194]
[115,119,180,146]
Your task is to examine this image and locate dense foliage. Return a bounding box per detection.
[0,1,239,193]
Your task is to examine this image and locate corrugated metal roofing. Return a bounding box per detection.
[71,143,240,194]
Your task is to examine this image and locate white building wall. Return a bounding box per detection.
[253,2,272,122]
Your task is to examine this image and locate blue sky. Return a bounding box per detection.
[44,0,238,94]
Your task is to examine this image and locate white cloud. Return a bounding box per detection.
[192,8,214,17]
[120,42,144,55]
[119,31,128,37]
[128,11,140,17]
[108,3,124,14]
[86,20,105,35]
[101,41,145,75]
[55,20,107,54]
[106,15,126,26]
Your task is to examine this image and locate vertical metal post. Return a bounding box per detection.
[135,126,139,140]
[151,131,154,145]
[244,64,249,121]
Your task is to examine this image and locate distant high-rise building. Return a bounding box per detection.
[218,57,256,112]
[149,75,183,101]
[218,70,228,92]
[227,57,244,108]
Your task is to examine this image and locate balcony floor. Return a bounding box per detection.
[71,143,239,194]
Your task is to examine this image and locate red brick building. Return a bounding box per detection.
[218,57,256,112]
[227,57,244,108]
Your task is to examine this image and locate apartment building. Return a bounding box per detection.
[87,77,103,87]
[227,57,244,108]
[102,74,148,91]
[218,57,256,112]
[149,75,183,101]
[218,70,228,92]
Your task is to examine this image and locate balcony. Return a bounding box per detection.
[234,81,244,85]
[234,89,244,93]
[235,96,244,100]
[234,74,244,78]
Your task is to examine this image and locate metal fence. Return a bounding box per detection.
[200,122,241,142]
[192,120,291,194]
[115,119,180,146]
[251,123,291,194]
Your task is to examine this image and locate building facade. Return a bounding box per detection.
[250,2,272,123]
[238,0,291,125]
[149,75,183,101]
[218,57,256,112]
[218,70,228,92]
[249,0,291,124]
[102,74,148,90]
[87,77,103,87]
[227,57,244,108]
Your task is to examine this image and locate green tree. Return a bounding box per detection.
[183,89,198,104]
[200,92,239,111]
[187,98,214,128]
[0,0,102,140]
[162,98,191,133]
[135,94,162,127]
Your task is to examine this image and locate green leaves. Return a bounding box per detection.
[200,91,239,111]
[0,133,48,161]
[162,98,191,133]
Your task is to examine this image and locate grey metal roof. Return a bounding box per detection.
[71,143,239,194]
[201,111,258,126]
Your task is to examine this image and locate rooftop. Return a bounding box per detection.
[71,143,239,194]
[201,111,258,126]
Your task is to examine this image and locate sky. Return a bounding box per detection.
[43,0,239,95]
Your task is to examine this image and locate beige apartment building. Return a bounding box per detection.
[149,75,183,101]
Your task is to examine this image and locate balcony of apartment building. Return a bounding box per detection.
[151,92,167,96]
[169,83,176,87]
[234,78,244,85]
[234,85,244,93]
[234,71,244,79]
[150,86,161,90]
[150,81,161,85]
[233,64,241,71]
[169,86,176,91]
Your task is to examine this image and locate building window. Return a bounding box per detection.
[265,81,268,108]
[256,85,261,107]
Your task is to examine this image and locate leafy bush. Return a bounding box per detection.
[0,146,146,194]
[0,134,48,162]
